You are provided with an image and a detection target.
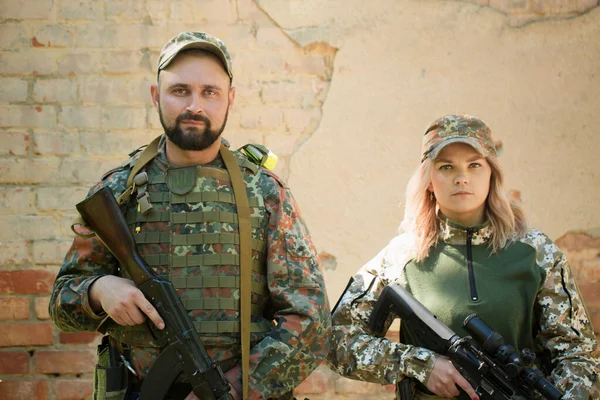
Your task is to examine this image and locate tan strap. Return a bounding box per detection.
[117,135,162,205]
[220,144,252,399]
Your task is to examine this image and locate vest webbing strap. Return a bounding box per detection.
[147,192,263,207]
[126,210,263,227]
[193,321,271,335]
[117,135,161,205]
[149,167,231,183]
[182,297,263,314]
[219,144,252,399]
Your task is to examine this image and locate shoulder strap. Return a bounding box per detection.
[116,135,161,205]
[71,136,162,237]
[220,144,252,400]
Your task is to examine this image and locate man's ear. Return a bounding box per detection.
[150,84,159,109]
[228,86,236,111]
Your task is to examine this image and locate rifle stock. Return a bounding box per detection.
[76,186,233,400]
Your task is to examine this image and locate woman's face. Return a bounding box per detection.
[429,142,492,227]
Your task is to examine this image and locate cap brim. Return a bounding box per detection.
[158,42,232,78]
[428,136,490,160]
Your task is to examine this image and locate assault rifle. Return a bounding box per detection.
[368,282,563,400]
[77,186,232,400]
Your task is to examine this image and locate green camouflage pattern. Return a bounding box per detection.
[157,31,233,78]
[437,213,492,246]
[49,135,331,399]
[328,218,599,399]
[421,114,496,162]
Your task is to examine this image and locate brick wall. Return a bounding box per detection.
[1,0,598,399]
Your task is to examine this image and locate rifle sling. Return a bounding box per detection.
[220,144,252,400]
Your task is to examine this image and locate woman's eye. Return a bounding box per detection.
[470,163,481,168]
[439,165,452,170]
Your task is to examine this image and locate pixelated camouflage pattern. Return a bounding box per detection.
[328,219,599,400]
[158,31,233,78]
[438,214,492,245]
[49,135,331,400]
[518,229,600,400]
[422,114,496,162]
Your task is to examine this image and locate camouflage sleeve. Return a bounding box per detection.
[246,171,331,399]
[49,171,129,333]
[530,231,600,399]
[327,237,438,386]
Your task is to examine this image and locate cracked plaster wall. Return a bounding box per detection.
[258,0,600,303]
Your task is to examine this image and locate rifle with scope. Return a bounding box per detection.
[76,186,233,400]
[368,282,563,400]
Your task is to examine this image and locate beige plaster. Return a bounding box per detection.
[258,0,600,302]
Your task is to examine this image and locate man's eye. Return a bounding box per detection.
[204,90,216,96]
[174,88,187,95]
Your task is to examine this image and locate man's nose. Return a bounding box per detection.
[186,93,204,114]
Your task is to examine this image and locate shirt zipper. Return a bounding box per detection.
[466,228,479,302]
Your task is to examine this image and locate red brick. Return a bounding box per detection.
[34,350,96,374]
[0,296,30,320]
[0,379,48,399]
[0,350,30,374]
[579,282,600,307]
[334,377,384,394]
[55,379,94,400]
[556,231,600,253]
[0,270,55,294]
[35,296,51,320]
[295,368,329,394]
[59,331,101,344]
[0,322,54,347]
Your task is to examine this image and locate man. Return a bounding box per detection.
[49,31,331,400]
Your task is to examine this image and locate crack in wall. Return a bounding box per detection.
[250,0,338,180]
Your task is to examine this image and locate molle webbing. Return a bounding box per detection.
[172,276,267,294]
[134,231,265,251]
[143,254,263,268]
[148,191,263,206]
[149,167,231,183]
[182,298,263,314]
[127,210,263,227]
[192,321,271,335]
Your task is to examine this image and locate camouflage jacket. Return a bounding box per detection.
[49,136,331,399]
[328,217,599,399]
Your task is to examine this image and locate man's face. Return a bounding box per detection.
[152,51,235,151]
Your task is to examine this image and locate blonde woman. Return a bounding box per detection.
[327,115,599,399]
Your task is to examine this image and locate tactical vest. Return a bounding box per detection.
[103,147,274,353]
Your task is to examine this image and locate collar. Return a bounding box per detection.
[438,213,492,246]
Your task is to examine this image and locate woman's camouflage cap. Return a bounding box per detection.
[421,114,498,162]
[157,31,233,79]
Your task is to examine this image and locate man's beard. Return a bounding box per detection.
[159,105,229,151]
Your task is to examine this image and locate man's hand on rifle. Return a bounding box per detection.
[426,355,479,400]
[89,275,165,329]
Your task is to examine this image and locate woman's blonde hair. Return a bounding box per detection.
[400,154,529,261]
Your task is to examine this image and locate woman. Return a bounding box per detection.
[327,114,599,399]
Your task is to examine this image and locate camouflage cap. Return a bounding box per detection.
[157,31,233,79]
[421,114,497,162]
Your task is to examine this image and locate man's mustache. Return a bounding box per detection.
[177,112,210,124]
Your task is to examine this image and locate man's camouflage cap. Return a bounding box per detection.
[421,114,498,162]
[157,31,233,79]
